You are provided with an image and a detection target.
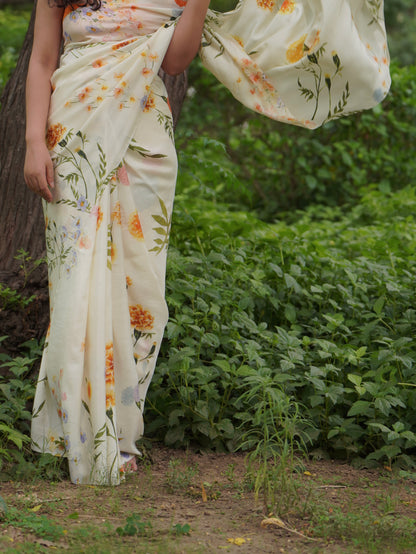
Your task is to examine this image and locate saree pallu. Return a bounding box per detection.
[31,0,390,485]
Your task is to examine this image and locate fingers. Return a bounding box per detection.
[25,173,54,203]
[24,148,55,203]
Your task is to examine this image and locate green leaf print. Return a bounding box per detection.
[128,139,167,158]
[297,43,349,123]
[149,197,171,255]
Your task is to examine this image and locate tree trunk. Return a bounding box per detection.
[0,6,188,352]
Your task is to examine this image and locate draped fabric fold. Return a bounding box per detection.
[31,0,390,485]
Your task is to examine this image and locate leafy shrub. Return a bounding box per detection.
[146,185,416,467]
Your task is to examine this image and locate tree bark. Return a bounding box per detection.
[0,6,188,351]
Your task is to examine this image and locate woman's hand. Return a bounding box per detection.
[24,140,55,203]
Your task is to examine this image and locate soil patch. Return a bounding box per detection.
[1,446,415,553]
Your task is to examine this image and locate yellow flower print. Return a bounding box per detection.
[129,305,154,331]
[46,123,66,150]
[128,211,144,240]
[257,0,275,10]
[286,34,307,63]
[279,0,295,14]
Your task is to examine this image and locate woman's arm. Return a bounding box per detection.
[24,0,63,203]
[161,0,211,75]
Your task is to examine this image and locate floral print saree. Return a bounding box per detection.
[31,0,390,484]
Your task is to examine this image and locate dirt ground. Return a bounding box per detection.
[1,445,416,553]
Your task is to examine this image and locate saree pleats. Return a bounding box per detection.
[31,0,390,484]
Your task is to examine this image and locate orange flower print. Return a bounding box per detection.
[92,59,105,68]
[142,67,153,77]
[111,243,117,262]
[87,380,92,400]
[175,0,187,6]
[114,87,123,98]
[95,206,103,230]
[78,86,92,102]
[286,34,307,63]
[257,0,275,10]
[143,92,155,112]
[105,342,114,385]
[111,201,122,224]
[129,305,154,331]
[46,123,66,150]
[105,342,115,410]
[126,275,133,287]
[279,0,295,14]
[106,389,115,410]
[232,35,244,48]
[112,39,135,51]
[128,211,144,240]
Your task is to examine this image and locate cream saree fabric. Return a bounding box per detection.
[31,0,390,485]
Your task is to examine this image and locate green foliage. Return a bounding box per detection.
[0,284,35,311]
[172,523,191,536]
[0,6,31,95]
[177,62,416,219]
[0,506,64,541]
[0,337,67,480]
[115,514,152,536]
[165,459,198,493]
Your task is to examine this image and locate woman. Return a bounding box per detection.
[25,0,390,485]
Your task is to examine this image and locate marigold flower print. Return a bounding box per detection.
[279,0,295,14]
[128,211,144,240]
[129,305,154,331]
[256,0,275,10]
[105,342,115,410]
[286,34,307,63]
[46,123,66,150]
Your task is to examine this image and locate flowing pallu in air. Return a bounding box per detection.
[31,0,390,485]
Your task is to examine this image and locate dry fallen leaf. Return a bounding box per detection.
[261,517,286,529]
[29,505,42,513]
[227,537,246,545]
[201,483,207,502]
